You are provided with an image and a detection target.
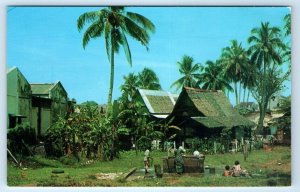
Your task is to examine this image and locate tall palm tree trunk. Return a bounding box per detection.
[247,89,250,103]
[257,60,267,134]
[107,31,115,114]
[234,82,238,106]
[243,86,246,104]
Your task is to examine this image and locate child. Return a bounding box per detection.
[232,160,242,176]
[223,165,232,176]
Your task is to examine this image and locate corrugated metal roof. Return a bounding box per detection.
[138,89,179,114]
[31,83,55,95]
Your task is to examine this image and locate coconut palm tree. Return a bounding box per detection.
[137,67,162,90]
[171,55,201,91]
[220,40,249,105]
[77,6,155,109]
[248,22,286,134]
[198,60,233,94]
[240,63,256,103]
[120,72,139,102]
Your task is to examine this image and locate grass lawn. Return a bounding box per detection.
[7,146,291,187]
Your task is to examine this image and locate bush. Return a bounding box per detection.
[7,123,36,156]
[254,141,263,149]
[59,155,80,166]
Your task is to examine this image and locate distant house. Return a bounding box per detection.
[268,95,285,111]
[7,67,32,128]
[167,87,255,142]
[138,89,179,119]
[31,81,68,137]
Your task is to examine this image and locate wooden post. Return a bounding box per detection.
[235,139,238,152]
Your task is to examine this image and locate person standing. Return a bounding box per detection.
[144,149,151,174]
[174,146,185,174]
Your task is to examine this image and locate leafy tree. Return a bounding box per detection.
[77,6,155,109]
[220,40,249,105]
[171,55,202,91]
[248,22,287,134]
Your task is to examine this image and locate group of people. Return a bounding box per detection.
[223,160,249,177]
[144,146,187,174]
[144,148,249,177]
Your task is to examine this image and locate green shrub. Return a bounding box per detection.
[254,141,263,149]
[59,155,80,166]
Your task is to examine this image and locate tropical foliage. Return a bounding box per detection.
[77,6,155,108]
[171,55,202,91]
[197,60,233,94]
[220,40,249,105]
[247,22,288,134]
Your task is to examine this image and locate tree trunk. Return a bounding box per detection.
[257,102,264,135]
[247,89,250,103]
[107,30,115,115]
[239,81,242,105]
[243,86,246,104]
[234,82,238,106]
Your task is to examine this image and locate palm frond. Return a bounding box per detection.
[82,19,104,49]
[118,29,132,66]
[126,12,155,33]
[105,23,112,63]
[77,11,99,31]
[122,17,150,49]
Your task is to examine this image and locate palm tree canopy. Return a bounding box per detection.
[247,22,285,68]
[198,60,233,92]
[138,67,162,90]
[171,55,201,91]
[77,6,155,66]
[220,40,249,82]
[120,72,139,100]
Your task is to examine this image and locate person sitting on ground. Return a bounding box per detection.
[232,160,242,176]
[223,165,232,176]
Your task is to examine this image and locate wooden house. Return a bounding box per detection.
[167,87,255,142]
[7,67,32,128]
[31,81,68,137]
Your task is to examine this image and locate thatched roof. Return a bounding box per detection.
[171,87,255,128]
[138,89,178,118]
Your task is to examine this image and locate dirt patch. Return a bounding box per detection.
[95,173,121,180]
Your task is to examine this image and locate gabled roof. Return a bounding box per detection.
[138,89,179,116]
[31,83,55,95]
[171,87,255,128]
[31,81,67,98]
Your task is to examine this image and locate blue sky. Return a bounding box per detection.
[6,6,291,105]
